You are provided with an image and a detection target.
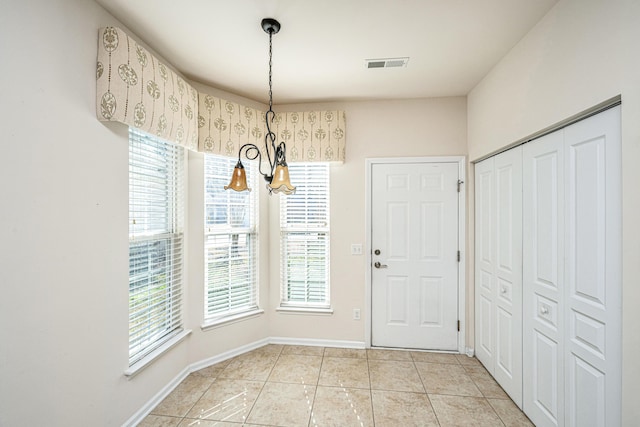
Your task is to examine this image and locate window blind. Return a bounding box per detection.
[128,129,184,366]
[204,155,258,320]
[280,163,330,307]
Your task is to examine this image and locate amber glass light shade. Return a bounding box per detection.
[268,164,296,195]
[224,161,251,192]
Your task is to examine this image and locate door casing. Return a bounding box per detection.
[365,156,467,353]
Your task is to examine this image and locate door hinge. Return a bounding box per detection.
[457,250,461,262]
[457,320,460,331]
[457,179,464,192]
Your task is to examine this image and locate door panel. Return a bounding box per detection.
[568,354,605,427]
[523,131,564,427]
[474,147,522,406]
[474,158,495,366]
[493,148,523,405]
[386,276,409,325]
[371,162,459,350]
[563,107,621,427]
[533,330,560,422]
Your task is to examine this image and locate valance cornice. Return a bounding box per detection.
[96,27,199,151]
[96,27,346,163]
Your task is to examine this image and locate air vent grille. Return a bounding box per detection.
[365,57,409,69]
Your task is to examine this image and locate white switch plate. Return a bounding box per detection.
[353,308,361,320]
[351,244,363,255]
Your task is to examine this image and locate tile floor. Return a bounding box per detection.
[139,345,533,426]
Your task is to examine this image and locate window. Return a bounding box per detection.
[128,129,184,367]
[280,163,330,308]
[204,155,259,323]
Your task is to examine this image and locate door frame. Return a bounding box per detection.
[365,156,466,353]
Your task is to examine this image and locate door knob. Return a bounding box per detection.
[374,261,388,269]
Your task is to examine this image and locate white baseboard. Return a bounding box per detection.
[269,336,366,349]
[122,365,191,427]
[465,347,475,357]
[189,337,270,373]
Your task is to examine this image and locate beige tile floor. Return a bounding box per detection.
[139,345,533,427]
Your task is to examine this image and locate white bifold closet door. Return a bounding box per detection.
[522,106,621,427]
[474,146,523,407]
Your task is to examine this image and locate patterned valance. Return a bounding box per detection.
[96,27,198,150]
[271,110,346,163]
[198,92,346,163]
[198,94,266,157]
[96,27,346,161]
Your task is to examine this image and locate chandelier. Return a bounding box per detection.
[225,18,296,195]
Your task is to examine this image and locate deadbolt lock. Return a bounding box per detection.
[374,249,381,255]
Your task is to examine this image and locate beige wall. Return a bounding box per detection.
[0,0,273,425]
[268,98,467,341]
[467,0,640,423]
[0,0,468,424]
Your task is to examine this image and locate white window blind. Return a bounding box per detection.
[204,155,258,321]
[280,163,330,307]
[128,129,184,366]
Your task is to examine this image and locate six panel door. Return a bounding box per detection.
[371,162,460,350]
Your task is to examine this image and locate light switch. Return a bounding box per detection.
[351,244,363,255]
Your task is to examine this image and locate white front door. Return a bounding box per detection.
[371,161,460,350]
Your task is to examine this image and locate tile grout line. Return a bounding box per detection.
[243,345,283,425]
[305,347,325,427]
[366,351,376,426]
[411,351,443,426]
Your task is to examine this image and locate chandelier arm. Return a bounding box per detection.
[264,110,278,174]
[238,143,270,181]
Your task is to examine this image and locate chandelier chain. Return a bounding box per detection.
[268,30,273,112]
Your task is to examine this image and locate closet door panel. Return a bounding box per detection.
[493,147,522,406]
[564,106,621,427]
[523,131,564,427]
[474,158,495,367]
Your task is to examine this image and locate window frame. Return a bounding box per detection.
[279,162,331,311]
[127,129,190,375]
[202,154,260,328]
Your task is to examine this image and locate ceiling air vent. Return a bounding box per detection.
[365,57,409,69]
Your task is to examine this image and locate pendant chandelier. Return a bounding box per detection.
[225,18,296,195]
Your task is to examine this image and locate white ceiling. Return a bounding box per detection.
[96,0,558,105]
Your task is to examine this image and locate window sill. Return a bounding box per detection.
[124,329,192,378]
[201,308,264,331]
[276,306,334,315]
